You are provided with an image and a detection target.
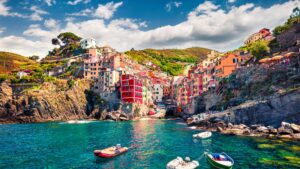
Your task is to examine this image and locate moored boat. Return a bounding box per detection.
[193,131,212,139]
[166,157,199,169]
[205,152,234,169]
[94,144,128,158]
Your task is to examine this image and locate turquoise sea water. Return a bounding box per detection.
[0,120,300,169]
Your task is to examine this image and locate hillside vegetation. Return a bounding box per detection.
[0,52,37,74]
[125,47,211,75]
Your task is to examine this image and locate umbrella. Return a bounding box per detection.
[284,52,297,58]
[271,55,283,61]
[259,58,271,63]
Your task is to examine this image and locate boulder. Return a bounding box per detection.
[290,123,300,133]
[221,128,244,135]
[217,127,223,132]
[250,124,261,130]
[269,128,278,135]
[292,133,300,140]
[237,124,248,129]
[227,123,233,128]
[243,128,251,135]
[278,127,293,135]
[256,126,269,133]
[279,134,293,139]
[215,121,226,128]
[119,113,129,121]
[281,122,291,129]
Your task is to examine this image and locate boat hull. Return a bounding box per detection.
[206,154,233,169]
[94,147,128,158]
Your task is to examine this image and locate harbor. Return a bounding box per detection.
[0,119,299,168]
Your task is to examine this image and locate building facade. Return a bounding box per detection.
[244,28,273,45]
[121,74,143,104]
[152,83,163,103]
[80,38,96,49]
[215,53,243,79]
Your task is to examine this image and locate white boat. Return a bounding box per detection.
[166,157,199,169]
[193,131,212,139]
[188,126,197,130]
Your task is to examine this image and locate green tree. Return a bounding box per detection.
[249,41,270,60]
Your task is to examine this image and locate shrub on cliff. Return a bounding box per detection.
[273,7,300,36]
[249,41,270,60]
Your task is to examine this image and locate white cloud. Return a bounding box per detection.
[0,0,10,16]
[0,35,52,56]
[166,1,182,12]
[0,0,23,17]
[228,0,236,3]
[68,8,93,16]
[44,19,59,30]
[45,0,56,6]
[29,5,48,21]
[95,1,123,19]
[67,0,90,5]
[0,1,298,58]
[188,1,219,17]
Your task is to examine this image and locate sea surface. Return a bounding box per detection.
[0,120,300,169]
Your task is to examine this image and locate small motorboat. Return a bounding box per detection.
[166,157,199,169]
[193,131,212,139]
[148,111,156,116]
[205,152,234,169]
[94,144,128,158]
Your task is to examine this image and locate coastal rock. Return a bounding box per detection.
[279,134,293,139]
[290,123,300,133]
[269,128,278,135]
[119,113,129,121]
[256,126,269,133]
[278,127,293,135]
[217,127,223,132]
[220,128,244,135]
[292,133,300,140]
[281,122,291,129]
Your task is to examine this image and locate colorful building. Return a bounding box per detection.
[244,28,273,45]
[121,74,143,104]
[215,53,243,79]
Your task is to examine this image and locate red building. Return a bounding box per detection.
[121,74,143,104]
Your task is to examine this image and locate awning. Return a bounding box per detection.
[259,58,271,63]
[271,55,283,61]
[284,52,297,58]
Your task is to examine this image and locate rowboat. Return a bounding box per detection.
[94,144,128,158]
[205,152,234,169]
[166,157,199,169]
[193,131,212,139]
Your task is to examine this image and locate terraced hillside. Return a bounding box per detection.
[125,47,211,76]
[0,52,38,74]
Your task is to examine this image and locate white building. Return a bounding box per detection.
[152,83,163,103]
[17,71,29,79]
[80,38,96,49]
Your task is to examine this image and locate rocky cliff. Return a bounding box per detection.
[222,90,300,126]
[0,80,93,123]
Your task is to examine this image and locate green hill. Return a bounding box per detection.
[0,52,37,74]
[125,47,211,76]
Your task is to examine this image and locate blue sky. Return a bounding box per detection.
[0,0,298,57]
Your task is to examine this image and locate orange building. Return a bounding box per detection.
[215,53,243,79]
